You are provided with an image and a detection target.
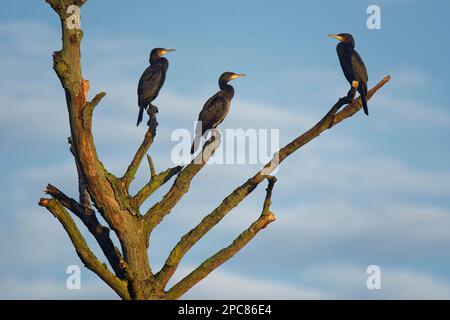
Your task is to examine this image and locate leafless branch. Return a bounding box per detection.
[145,134,222,228]
[155,76,391,290]
[42,0,391,301]
[44,184,125,278]
[165,176,277,299]
[38,198,130,299]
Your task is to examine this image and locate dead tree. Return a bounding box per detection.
[39,0,391,300]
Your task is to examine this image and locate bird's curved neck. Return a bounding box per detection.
[219,81,234,98]
[339,41,355,49]
[150,56,168,64]
[219,79,232,90]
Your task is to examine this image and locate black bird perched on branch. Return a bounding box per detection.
[137,48,176,126]
[328,33,369,115]
[190,72,246,154]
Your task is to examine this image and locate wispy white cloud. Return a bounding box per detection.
[278,200,450,251]
[377,94,450,126]
[2,18,450,300]
[170,267,324,299]
[0,20,58,57]
[304,264,450,299]
[1,277,116,299]
[283,154,450,197]
[391,68,429,89]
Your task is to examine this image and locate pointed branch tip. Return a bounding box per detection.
[89,91,106,108]
[39,198,51,207]
[146,154,156,178]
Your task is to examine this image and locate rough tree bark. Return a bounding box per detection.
[39,0,391,300]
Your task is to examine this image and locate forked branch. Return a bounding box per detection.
[42,0,391,301]
[132,162,183,208]
[165,176,277,299]
[122,110,157,190]
[38,198,130,299]
[43,184,125,278]
[145,133,222,228]
[155,76,391,291]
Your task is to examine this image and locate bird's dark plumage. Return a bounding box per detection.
[190,72,245,154]
[329,33,369,115]
[137,48,175,126]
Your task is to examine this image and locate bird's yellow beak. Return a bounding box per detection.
[160,49,176,55]
[230,73,246,80]
[328,34,345,42]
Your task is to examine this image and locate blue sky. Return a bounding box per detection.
[1,0,450,299]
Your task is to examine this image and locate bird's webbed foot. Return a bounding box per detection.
[146,104,159,135]
[343,82,358,104]
[328,81,359,128]
[328,113,337,129]
[148,104,159,114]
[204,129,222,157]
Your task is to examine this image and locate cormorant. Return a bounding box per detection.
[328,33,369,115]
[137,48,175,126]
[190,72,246,154]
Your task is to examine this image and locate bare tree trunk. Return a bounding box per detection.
[39,0,391,300]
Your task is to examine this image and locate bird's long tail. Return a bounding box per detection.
[360,83,369,116]
[136,106,145,126]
